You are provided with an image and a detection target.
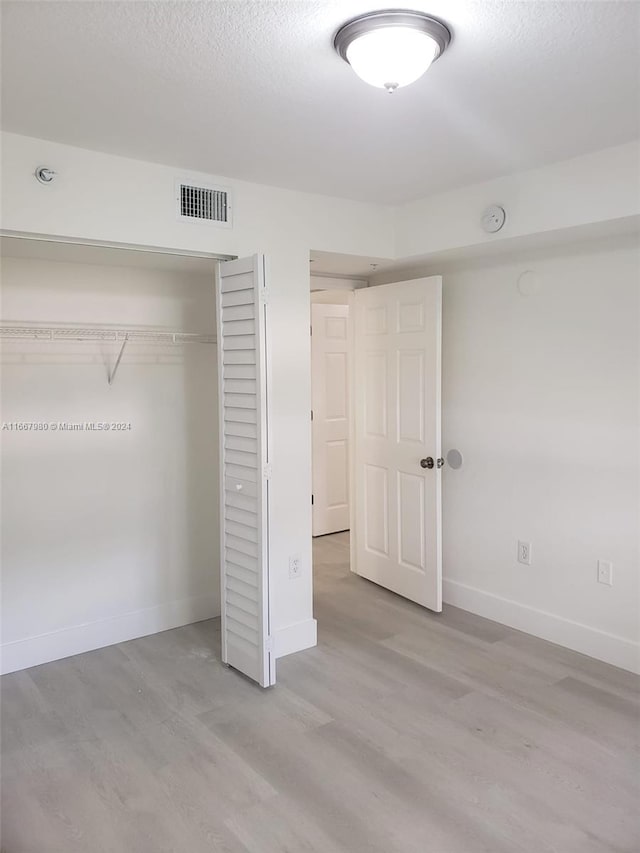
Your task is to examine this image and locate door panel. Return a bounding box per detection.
[397,350,425,442]
[325,352,348,419]
[326,440,348,507]
[365,351,388,437]
[364,464,389,556]
[397,471,426,570]
[217,255,274,687]
[311,303,351,536]
[353,277,442,611]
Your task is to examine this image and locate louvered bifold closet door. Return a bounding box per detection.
[217,255,274,687]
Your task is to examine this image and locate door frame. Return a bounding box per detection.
[0,228,235,263]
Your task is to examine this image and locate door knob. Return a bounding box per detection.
[420,457,434,469]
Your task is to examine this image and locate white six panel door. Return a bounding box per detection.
[353,277,442,611]
[311,303,350,537]
[217,255,275,687]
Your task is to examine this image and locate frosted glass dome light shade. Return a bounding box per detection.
[334,10,451,93]
[346,28,438,91]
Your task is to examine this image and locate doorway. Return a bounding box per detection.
[310,262,444,620]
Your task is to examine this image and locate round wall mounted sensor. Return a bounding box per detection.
[35,166,56,184]
[481,205,505,233]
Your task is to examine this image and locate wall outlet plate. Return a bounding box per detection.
[289,555,301,579]
[518,541,532,565]
[597,560,613,586]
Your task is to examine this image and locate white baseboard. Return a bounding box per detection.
[443,579,640,674]
[274,618,317,659]
[1,594,219,675]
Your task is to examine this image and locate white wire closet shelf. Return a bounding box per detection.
[0,323,216,344]
[0,323,216,385]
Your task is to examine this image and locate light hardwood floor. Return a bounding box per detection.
[2,532,639,853]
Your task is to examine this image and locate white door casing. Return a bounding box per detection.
[217,255,275,687]
[352,277,442,611]
[311,303,351,537]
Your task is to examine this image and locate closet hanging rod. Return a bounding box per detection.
[0,324,216,344]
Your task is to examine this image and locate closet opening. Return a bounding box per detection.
[1,232,234,675]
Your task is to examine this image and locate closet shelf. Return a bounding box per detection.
[0,324,216,345]
[0,323,216,385]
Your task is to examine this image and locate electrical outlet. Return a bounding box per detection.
[597,560,613,586]
[518,541,532,565]
[289,555,301,579]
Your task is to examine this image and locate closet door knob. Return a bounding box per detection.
[420,457,434,469]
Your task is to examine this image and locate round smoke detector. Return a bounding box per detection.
[481,205,506,233]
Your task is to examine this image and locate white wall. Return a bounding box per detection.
[395,142,640,261]
[2,131,638,673]
[0,131,396,665]
[379,236,640,672]
[1,255,219,673]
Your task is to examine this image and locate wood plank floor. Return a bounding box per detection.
[2,532,639,853]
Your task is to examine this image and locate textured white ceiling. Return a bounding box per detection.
[2,1,638,204]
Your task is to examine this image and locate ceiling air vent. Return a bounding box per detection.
[176,180,232,227]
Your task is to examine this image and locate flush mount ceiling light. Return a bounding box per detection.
[334,9,451,93]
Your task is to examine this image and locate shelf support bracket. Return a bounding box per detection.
[108,335,128,385]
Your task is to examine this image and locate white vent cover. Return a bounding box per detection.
[176,180,232,226]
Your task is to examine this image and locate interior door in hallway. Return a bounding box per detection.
[311,302,350,536]
[353,277,442,610]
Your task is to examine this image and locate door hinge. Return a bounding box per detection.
[265,636,274,653]
[311,494,314,505]
[263,463,273,479]
[310,409,313,421]
[259,287,269,305]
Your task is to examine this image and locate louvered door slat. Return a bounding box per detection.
[224,393,257,408]
[225,449,258,468]
[222,289,255,307]
[224,492,258,513]
[227,619,259,647]
[226,520,259,544]
[226,548,258,572]
[225,408,257,424]
[222,319,256,336]
[223,350,257,365]
[224,364,256,380]
[225,435,258,454]
[217,255,274,687]
[224,304,255,322]
[225,379,257,394]
[224,420,257,437]
[225,506,258,526]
